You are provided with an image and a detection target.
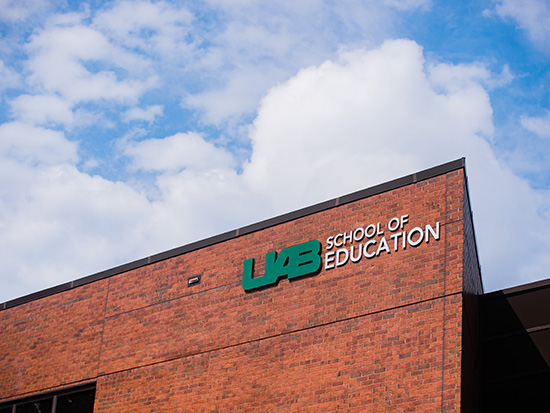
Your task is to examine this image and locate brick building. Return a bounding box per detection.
[1,158,548,411]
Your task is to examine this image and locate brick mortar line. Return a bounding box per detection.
[104,280,242,320]
[1,292,464,402]
[96,277,112,377]
[93,290,463,382]
[440,171,449,411]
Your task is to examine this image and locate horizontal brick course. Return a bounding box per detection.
[94,295,462,413]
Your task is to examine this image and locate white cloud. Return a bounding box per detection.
[495,0,550,51]
[93,0,194,56]
[0,163,155,302]
[1,38,548,304]
[124,132,237,173]
[183,67,286,124]
[183,0,395,124]
[0,124,251,302]
[0,123,156,302]
[122,105,164,123]
[243,40,486,200]
[429,62,513,92]
[0,0,50,22]
[0,122,78,165]
[0,60,20,91]
[25,17,158,104]
[10,94,74,126]
[521,111,550,138]
[383,0,431,12]
[8,0,400,130]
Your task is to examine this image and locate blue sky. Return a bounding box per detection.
[0,0,549,303]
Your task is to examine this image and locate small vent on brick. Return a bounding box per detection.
[188,275,201,287]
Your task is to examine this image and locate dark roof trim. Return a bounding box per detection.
[481,277,550,301]
[1,158,465,310]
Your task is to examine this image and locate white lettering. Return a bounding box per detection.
[343,231,352,245]
[407,227,424,247]
[326,217,441,270]
[353,227,365,242]
[390,232,403,251]
[336,248,349,267]
[365,224,377,238]
[400,214,409,229]
[388,217,400,232]
[364,240,377,258]
[350,244,362,263]
[425,222,440,243]
[325,251,335,270]
[376,237,391,256]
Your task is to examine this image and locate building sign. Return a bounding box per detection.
[324,215,440,269]
[242,240,322,291]
[242,214,440,291]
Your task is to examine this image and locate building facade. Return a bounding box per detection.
[0,158,497,411]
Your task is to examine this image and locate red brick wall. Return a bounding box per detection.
[0,281,108,396]
[1,167,478,411]
[95,295,463,412]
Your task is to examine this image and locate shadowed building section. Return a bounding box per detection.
[480,280,550,410]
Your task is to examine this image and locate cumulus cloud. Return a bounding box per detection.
[10,95,74,126]
[183,0,396,124]
[0,0,51,22]
[7,0,400,128]
[0,122,157,302]
[383,0,432,12]
[124,132,236,173]
[1,38,548,303]
[0,60,20,91]
[495,0,550,51]
[244,40,489,204]
[429,62,513,92]
[93,0,194,56]
[0,122,78,165]
[122,105,164,123]
[521,111,550,139]
[25,16,158,104]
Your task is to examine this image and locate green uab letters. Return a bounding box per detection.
[242,240,322,291]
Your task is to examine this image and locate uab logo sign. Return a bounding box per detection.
[242,240,322,291]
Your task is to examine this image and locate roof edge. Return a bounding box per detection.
[481,277,550,300]
[2,158,465,310]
